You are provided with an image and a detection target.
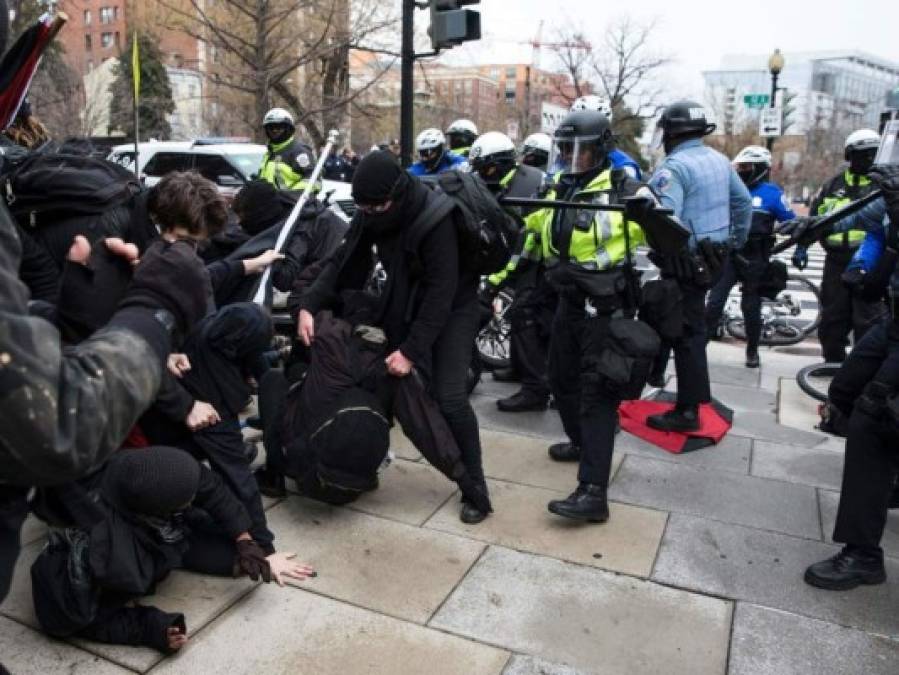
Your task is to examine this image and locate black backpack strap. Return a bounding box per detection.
[403,190,456,253]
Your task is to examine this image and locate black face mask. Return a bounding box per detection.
[361,202,403,235]
[848,149,876,176]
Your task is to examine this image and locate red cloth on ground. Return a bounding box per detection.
[618,399,732,454]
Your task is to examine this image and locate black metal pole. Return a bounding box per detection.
[400,0,415,168]
[771,190,881,255]
[766,71,779,151]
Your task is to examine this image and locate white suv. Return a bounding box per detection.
[107,140,354,220]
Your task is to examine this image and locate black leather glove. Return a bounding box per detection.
[697,239,726,278]
[856,381,893,418]
[119,240,210,337]
[840,267,867,291]
[56,242,135,343]
[776,216,824,246]
[235,539,272,583]
[623,196,655,223]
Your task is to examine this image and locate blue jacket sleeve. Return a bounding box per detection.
[728,168,752,248]
[649,162,686,220]
[832,198,887,234]
[766,186,796,222]
[849,227,885,273]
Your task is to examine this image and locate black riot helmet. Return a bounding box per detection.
[549,110,614,177]
[654,100,716,153]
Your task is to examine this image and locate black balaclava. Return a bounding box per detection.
[351,150,412,234]
[102,448,201,517]
[848,148,877,176]
[233,179,293,235]
[737,164,769,188]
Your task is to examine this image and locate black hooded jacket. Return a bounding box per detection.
[296,178,478,373]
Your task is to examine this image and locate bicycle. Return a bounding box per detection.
[713,274,821,346]
[476,287,515,370]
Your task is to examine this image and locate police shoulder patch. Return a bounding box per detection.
[652,168,673,192]
[297,153,311,169]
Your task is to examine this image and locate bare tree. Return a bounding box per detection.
[159,0,397,145]
[548,16,671,128]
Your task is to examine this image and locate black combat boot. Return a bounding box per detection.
[647,406,701,432]
[497,390,549,412]
[547,483,609,522]
[253,466,286,498]
[804,546,886,590]
[745,348,760,368]
[548,442,581,462]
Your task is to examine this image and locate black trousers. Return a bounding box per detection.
[659,280,713,409]
[0,486,29,605]
[432,300,487,488]
[819,249,885,363]
[508,281,555,399]
[829,319,899,554]
[548,297,619,487]
[705,237,771,351]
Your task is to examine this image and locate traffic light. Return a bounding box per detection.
[428,0,481,51]
[780,88,797,134]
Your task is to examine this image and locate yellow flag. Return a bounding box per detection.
[131,32,140,100]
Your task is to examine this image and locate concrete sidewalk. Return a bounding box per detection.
[3,338,898,674]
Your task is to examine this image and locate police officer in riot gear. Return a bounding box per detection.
[570,96,642,179]
[445,119,479,158]
[520,132,552,172]
[525,110,652,522]
[793,129,884,363]
[470,132,550,412]
[705,146,795,367]
[409,128,468,176]
[646,100,752,432]
[259,108,316,190]
[804,162,899,590]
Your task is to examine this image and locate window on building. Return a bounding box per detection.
[506,67,517,80]
[101,32,113,49]
[464,80,473,95]
[100,7,115,25]
[505,90,516,102]
[84,34,92,51]
[114,32,120,48]
[84,10,92,25]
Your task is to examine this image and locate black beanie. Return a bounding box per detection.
[233,180,292,234]
[352,150,407,204]
[102,448,201,517]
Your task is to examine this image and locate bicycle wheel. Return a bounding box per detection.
[477,290,514,370]
[784,274,821,336]
[796,362,841,402]
[727,274,821,346]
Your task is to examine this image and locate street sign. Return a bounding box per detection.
[743,93,770,108]
[540,102,567,134]
[759,106,782,137]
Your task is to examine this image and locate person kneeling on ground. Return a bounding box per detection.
[295,151,492,523]
[31,447,314,654]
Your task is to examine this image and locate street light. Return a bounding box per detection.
[766,48,785,150]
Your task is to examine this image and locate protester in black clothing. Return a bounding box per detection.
[31,448,313,654]
[296,150,491,523]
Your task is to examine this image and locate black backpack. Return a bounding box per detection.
[416,170,518,275]
[5,153,141,228]
[301,386,390,504]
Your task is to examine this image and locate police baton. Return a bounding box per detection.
[771,190,882,255]
[252,129,340,306]
[498,197,674,214]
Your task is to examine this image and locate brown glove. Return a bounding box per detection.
[235,539,272,583]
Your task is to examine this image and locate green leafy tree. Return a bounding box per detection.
[108,32,175,139]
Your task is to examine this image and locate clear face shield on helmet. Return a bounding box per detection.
[874,116,899,167]
[548,135,602,176]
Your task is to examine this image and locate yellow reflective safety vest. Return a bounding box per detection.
[813,170,873,250]
[523,170,644,271]
[259,135,316,191]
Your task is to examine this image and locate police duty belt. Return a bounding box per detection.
[499,196,689,258]
[771,190,883,255]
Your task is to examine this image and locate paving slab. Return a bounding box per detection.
[348,458,458,526]
[425,479,666,578]
[667,379,776,413]
[730,410,827,448]
[729,603,899,675]
[150,583,510,675]
[708,362,761,388]
[0,615,129,675]
[472,394,566,439]
[431,546,731,675]
[263,498,485,623]
[480,428,622,492]
[474,377,522,400]
[19,513,48,546]
[751,439,844,490]
[652,513,899,637]
[503,655,586,675]
[609,454,820,539]
[618,431,752,475]
[0,542,258,673]
[818,489,899,558]
[389,425,423,461]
